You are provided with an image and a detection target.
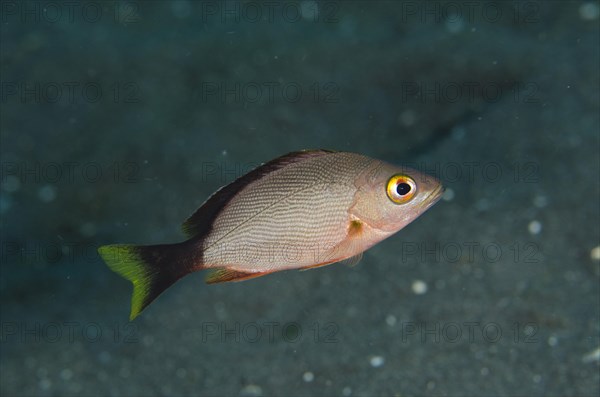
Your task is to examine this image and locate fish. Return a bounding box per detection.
[98,150,444,319]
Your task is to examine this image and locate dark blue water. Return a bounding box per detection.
[1,1,599,396]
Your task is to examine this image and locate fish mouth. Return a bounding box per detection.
[421,184,445,210]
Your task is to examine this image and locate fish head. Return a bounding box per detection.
[350,160,444,234]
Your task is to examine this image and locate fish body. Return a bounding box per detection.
[99,150,443,319]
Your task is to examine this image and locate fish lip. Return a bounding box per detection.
[421,184,445,210]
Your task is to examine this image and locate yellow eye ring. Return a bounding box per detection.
[386,174,417,204]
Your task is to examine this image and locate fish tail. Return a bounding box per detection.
[98,243,195,320]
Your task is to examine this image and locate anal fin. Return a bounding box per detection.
[205,268,271,284]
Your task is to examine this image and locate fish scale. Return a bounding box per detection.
[204,182,359,271]
[202,153,374,255]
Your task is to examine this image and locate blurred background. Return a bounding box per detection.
[1,1,599,396]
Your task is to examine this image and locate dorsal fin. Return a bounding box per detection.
[182,149,336,238]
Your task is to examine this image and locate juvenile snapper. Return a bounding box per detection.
[99,150,444,319]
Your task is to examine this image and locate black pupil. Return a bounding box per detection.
[396,182,411,196]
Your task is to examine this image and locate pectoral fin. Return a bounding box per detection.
[300,219,368,271]
[341,252,363,267]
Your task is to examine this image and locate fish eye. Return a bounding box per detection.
[386,174,417,204]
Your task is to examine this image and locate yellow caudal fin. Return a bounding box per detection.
[98,243,193,320]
